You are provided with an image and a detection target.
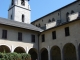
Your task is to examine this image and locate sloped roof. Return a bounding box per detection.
[31,0,78,24]
[0,17,43,32]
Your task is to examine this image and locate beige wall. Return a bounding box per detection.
[39,20,80,51]
[0,24,39,53]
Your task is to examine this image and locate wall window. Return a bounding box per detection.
[44,24,46,26]
[38,24,41,27]
[22,14,24,22]
[21,0,25,6]
[2,30,7,39]
[71,10,74,14]
[66,12,69,22]
[65,27,70,36]
[36,25,38,27]
[31,35,35,43]
[52,18,55,22]
[11,0,14,5]
[52,31,56,39]
[48,19,51,23]
[11,15,13,20]
[58,13,59,16]
[42,34,45,42]
[18,32,22,41]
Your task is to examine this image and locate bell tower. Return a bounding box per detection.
[8,0,31,24]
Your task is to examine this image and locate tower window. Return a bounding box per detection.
[22,14,24,22]
[18,32,22,41]
[21,0,25,6]
[11,0,14,5]
[2,30,7,39]
[31,35,35,43]
[65,27,70,36]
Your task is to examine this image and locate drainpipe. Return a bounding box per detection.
[38,33,40,60]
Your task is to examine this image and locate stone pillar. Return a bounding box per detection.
[75,40,79,60]
[39,51,41,60]
[26,47,28,54]
[11,45,14,53]
[61,49,64,60]
[38,51,40,60]
[48,46,51,60]
[60,43,64,60]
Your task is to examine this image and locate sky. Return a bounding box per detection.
[0,0,75,22]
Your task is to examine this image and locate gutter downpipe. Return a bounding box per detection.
[38,33,40,60]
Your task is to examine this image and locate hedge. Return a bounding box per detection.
[0,52,31,60]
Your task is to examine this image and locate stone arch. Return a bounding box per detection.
[28,48,38,60]
[40,48,48,60]
[0,45,11,53]
[63,43,77,60]
[14,46,26,53]
[50,45,61,60]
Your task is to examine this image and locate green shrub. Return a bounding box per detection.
[0,52,31,60]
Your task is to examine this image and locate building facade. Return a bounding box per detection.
[0,0,80,60]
